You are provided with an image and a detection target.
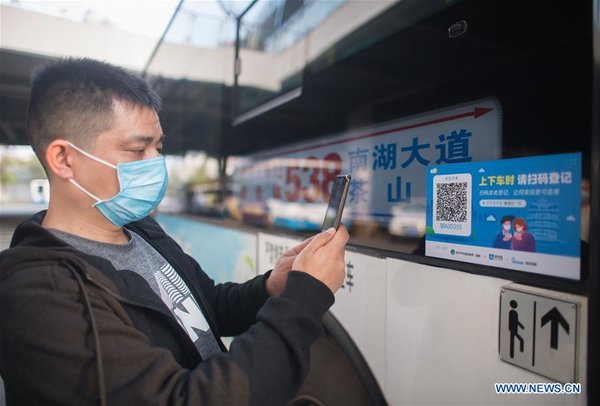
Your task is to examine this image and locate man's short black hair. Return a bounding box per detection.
[27,58,161,170]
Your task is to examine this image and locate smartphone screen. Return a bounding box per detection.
[322,174,351,230]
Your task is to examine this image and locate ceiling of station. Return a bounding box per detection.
[1,0,461,158]
[0,0,244,156]
[0,48,226,156]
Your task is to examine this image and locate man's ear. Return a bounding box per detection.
[45,140,74,180]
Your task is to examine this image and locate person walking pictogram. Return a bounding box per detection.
[508,300,525,358]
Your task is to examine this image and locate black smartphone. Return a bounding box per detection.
[321,174,351,231]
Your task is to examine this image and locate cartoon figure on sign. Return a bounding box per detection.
[493,215,515,249]
[508,300,525,358]
[511,218,536,252]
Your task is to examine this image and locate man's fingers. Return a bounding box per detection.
[332,224,349,245]
[289,235,316,255]
[303,227,337,254]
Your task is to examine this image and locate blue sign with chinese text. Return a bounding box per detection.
[235,99,501,233]
[425,153,581,279]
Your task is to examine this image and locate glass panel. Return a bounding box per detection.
[235,0,348,117]
[228,98,501,252]
[161,1,238,49]
[234,0,450,119]
[222,0,592,280]
[143,1,238,156]
[145,0,237,82]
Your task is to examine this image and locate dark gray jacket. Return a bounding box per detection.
[0,212,334,405]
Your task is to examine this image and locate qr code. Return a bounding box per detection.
[432,173,471,236]
[435,182,468,222]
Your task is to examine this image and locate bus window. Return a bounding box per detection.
[223,0,592,282]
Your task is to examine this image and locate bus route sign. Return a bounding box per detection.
[234,98,501,228]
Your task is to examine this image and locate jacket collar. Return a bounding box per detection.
[9,210,167,248]
[5,211,175,317]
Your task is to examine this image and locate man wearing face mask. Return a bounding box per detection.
[0,58,349,406]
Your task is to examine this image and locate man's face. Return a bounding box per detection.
[502,221,511,231]
[73,100,164,200]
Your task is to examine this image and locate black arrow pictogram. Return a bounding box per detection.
[541,307,569,350]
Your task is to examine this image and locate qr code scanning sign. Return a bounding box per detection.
[432,173,472,236]
[425,153,581,279]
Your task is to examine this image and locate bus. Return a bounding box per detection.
[143,0,598,404]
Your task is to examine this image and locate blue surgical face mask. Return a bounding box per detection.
[67,142,169,227]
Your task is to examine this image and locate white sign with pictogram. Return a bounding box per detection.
[499,287,578,383]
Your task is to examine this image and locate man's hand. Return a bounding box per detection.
[265,225,349,296]
[265,235,315,296]
[291,225,349,294]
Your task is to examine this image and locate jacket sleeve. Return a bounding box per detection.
[0,264,333,406]
[185,253,272,337]
[130,216,273,337]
